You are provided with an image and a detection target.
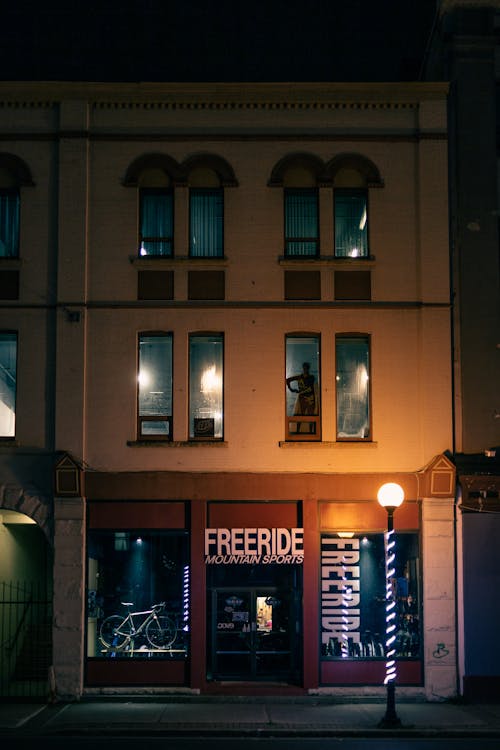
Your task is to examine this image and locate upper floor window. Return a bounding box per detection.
[0,332,17,437]
[336,335,370,440]
[285,334,321,440]
[189,188,224,258]
[139,188,173,257]
[284,189,319,257]
[138,332,173,440]
[189,333,224,439]
[334,189,368,258]
[0,190,20,258]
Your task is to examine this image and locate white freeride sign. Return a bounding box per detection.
[204,527,304,564]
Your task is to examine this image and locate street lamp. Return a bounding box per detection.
[377,482,404,728]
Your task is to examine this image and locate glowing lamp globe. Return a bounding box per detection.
[377,482,404,510]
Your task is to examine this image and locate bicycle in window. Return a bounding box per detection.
[99,601,177,652]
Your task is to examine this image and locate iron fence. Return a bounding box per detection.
[0,580,52,699]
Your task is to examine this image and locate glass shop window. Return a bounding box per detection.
[285,335,321,440]
[86,530,189,659]
[320,532,421,660]
[137,332,173,440]
[189,333,223,440]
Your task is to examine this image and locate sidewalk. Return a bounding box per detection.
[2,697,500,738]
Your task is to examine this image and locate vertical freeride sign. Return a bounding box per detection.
[321,535,360,652]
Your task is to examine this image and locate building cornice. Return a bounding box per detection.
[0,81,449,110]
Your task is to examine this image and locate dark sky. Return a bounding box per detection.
[1,0,437,82]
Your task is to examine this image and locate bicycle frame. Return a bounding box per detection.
[119,608,156,638]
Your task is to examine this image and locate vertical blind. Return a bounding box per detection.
[285,189,319,256]
[334,189,368,258]
[139,190,173,256]
[190,189,223,257]
[0,191,20,258]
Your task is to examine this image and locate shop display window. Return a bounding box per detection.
[320,532,421,660]
[86,530,189,659]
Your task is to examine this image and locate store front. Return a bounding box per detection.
[205,502,303,684]
[80,461,456,696]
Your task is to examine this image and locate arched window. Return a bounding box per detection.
[182,154,237,259]
[326,154,383,259]
[269,153,328,258]
[124,154,182,257]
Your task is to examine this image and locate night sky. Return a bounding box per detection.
[1,0,437,83]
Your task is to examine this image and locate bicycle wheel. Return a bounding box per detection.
[146,615,177,649]
[99,615,130,649]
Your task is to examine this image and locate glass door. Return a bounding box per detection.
[209,586,298,681]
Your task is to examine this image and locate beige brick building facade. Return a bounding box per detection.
[0,82,456,700]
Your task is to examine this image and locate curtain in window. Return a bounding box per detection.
[336,337,370,439]
[0,191,20,258]
[285,190,318,256]
[140,191,173,256]
[334,190,368,258]
[0,333,16,437]
[190,190,223,257]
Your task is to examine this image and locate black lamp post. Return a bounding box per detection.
[377,482,404,729]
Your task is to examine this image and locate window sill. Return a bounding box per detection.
[279,440,378,448]
[279,256,375,267]
[0,258,22,269]
[127,440,227,447]
[0,437,20,446]
[130,256,228,269]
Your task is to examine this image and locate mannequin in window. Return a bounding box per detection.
[286,362,319,420]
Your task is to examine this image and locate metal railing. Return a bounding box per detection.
[0,580,52,698]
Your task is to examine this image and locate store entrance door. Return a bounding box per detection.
[209,585,300,681]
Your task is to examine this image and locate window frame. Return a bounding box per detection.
[0,330,17,438]
[188,332,224,441]
[189,188,224,258]
[335,334,371,442]
[334,188,369,259]
[285,333,321,441]
[0,188,20,259]
[138,187,174,257]
[137,331,173,441]
[284,188,319,258]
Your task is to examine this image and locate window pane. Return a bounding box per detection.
[189,334,223,439]
[139,190,173,256]
[285,336,320,438]
[138,334,172,439]
[190,189,223,257]
[334,189,368,258]
[320,533,421,660]
[336,336,370,439]
[87,530,189,659]
[0,333,16,437]
[285,190,318,256]
[0,191,20,258]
